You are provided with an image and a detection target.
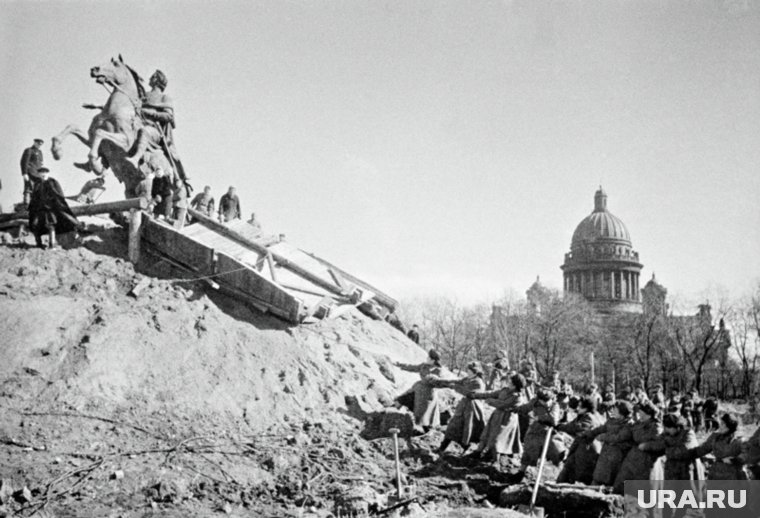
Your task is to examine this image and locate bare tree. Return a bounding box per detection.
[524,291,599,382]
[727,288,760,398]
[669,300,731,394]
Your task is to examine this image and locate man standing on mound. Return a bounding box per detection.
[28,167,80,249]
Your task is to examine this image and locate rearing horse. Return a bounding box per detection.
[52,55,177,199]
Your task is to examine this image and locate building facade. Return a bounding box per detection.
[561,188,643,314]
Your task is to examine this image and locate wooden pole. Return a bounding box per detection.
[590,351,595,386]
[0,197,147,224]
[529,427,554,516]
[128,209,143,264]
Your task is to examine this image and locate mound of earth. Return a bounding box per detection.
[0,221,427,431]
[1,222,529,517]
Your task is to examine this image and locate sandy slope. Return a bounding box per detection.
[0,229,426,432]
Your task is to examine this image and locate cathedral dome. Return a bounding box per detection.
[561,187,643,313]
[571,188,631,249]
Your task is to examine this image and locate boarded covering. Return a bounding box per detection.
[215,252,302,322]
[141,210,397,324]
[142,218,215,275]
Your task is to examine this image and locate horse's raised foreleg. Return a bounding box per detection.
[51,125,90,160]
[89,129,132,174]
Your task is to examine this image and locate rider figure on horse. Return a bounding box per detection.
[126,69,179,169]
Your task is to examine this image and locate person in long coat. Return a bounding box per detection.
[437,361,487,454]
[689,413,747,480]
[27,167,80,249]
[639,414,705,481]
[470,372,528,462]
[586,400,635,487]
[557,396,606,484]
[740,424,760,480]
[613,401,663,494]
[395,349,445,431]
[521,388,563,469]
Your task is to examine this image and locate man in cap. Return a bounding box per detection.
[190,185,215,218]
[28,167,79,249]
[218,186,241,223]
[20,138,45,207]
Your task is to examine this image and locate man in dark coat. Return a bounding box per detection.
[407,324,420,344]
[218,186,241,223]
[150,168,174,220]
[20,138,45,206]
[28,167,79,249]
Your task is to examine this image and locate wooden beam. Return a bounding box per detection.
[0,197,148,224]
[127,209,143,264]
[187,208,348,298]
[266,252,278,283]
[307,252,398,312]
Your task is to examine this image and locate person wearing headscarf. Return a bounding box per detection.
[486,358,510,390]
[556,396,606,484]
[520,388,563,470]
[613,401,663,494]
[586,400,635,487]
[395,349,445,431]
[437,361,487,454]
[469,372,528,462]
[639,414,705,482]
[689,413,747,481]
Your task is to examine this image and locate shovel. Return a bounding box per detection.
[389,427,402,498]
[519,426,553,518]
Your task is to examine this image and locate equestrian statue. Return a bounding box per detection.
[51,55,190,205]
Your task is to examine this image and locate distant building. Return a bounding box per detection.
[487,187,732,395]
[561,187,643,314]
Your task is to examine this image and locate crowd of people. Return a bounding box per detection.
[395,351,760,494]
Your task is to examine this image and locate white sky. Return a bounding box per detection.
[1,0,758,304]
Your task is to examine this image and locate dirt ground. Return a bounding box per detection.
[1,221,755,517]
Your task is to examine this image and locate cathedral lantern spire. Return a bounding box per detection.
[594,186,608,212]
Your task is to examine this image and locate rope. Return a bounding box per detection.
[144,246,264,285]
[167,265,254,284]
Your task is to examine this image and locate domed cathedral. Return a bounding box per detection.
[561,188,643,314]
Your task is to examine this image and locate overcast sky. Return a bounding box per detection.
[1,0,758,305]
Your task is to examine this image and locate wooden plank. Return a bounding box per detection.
[215,252,302,323]
[187,208,349,298]
[141,218,215,275]
[0,197,148,224]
